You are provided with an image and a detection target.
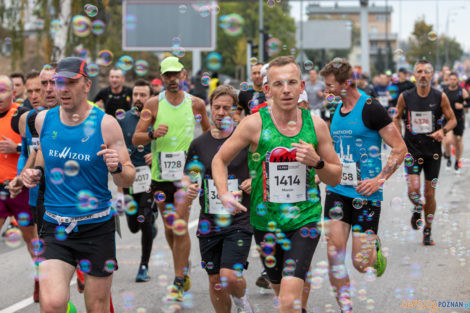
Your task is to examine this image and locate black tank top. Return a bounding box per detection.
[402,87,443,157]
[444,86,464,118]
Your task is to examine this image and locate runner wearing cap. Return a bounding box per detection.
[133,56,210,301]
[151,78,163,95]
[212,56,342,313]
[22,57,135,312]
[117,79,157,282]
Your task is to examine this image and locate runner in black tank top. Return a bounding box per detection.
[394,60,456,246]
[443,72,469,172]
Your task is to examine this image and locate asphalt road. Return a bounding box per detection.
[1,126,470,313]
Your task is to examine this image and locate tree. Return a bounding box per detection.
[203,1,296,78]
[406,18,463,69]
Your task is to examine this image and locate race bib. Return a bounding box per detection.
[29,137,39,154]
[206,179,239,215]
[378,96,389,107]
[266,162,307,203]
[132,166,151,194]
[340,162,359,186]
[159,151,185,181]
[411,111,433,134]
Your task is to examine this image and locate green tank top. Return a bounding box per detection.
[248,107,321,232]
[151,91,195,182]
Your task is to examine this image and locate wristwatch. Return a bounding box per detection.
[442,128,449,135]
[313,157,325,170]
[16,143,21,153]
[148,130,155,140]
[110,162,123,174]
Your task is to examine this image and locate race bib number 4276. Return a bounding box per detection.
[410,111,433,134]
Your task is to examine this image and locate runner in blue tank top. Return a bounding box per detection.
[22,57,135,312]
[320,58,407,313]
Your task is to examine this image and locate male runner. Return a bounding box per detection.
[0,74,38,301]
[10,72,32,109]
[320,58,407,312]
[212,56,342,313]
[236,63,266,120]
[304,69,325,117]
[94,67,132,116]
[117,79,157,282]
[443,71,469,173]
[22,57,135,313]
[132,56,210,300]
[179,84,254,313]
[394,60,456,245]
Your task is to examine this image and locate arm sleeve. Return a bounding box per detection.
[11,106,29,134]
[16,136,28,174]
[93,89,105,103]
[362,99,393,131]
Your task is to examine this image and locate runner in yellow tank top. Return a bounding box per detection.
[132,57,210,301]
[212,56,342,313]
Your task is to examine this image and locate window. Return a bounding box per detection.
[370,26,378,34]
[375,14,387,22]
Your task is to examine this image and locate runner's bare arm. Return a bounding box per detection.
[462,88,469,108]
[191,96,210,132]
[378,123,407,180]
[310,115,342,186]
[100,115,136,187]
[132,96,159,146]
[19,111,27,137]
[441,93,457,131]
[212,114,260,211]
[175,175,200,215]
[393,94,405,134]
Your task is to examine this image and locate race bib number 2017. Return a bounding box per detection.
[159,151,185,181]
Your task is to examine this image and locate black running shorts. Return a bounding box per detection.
[150,180,179,204]
[404,154,441,181]
[199,229,252,275]
[39,217,117,277]
[253,222,320,285]
[324,191,382,234]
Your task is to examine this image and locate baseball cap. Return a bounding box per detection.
[398,67,408,74]
[55,57,89,79]
[151,78,162,86]
[160,57,184,74]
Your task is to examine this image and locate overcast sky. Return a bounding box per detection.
[290,0,470,51]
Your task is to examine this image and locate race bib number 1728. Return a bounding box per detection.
[159,151,185,181]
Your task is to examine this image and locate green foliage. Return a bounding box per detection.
[203,1,296,78]
[406,18,463,69]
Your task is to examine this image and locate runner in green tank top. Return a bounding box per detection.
[212,56,342,313]
[132,57,210,301]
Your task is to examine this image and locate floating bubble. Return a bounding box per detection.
[54,225,67,240]
[215,214,231,227]
[304,60,314,71]
[141,109,152,121]
[262,129,272,141]
[352,198,364,210]
[198,219,211,235]
[256,203,267,216]
[4,37,12,45]
[201,75,210,86]
[433,154,439,160]
[115,109,126,120]
[32,238,45,256]
[72,15,91,37]
[404,154,414,167]
[220,13,244,36]
[417,158,424,165]
[206,52,222,71]
[35,19,45,30]
[154,191,166,203]
[173,219,187,235]
[64,160,80,176]
[5,228,22,248]
[387,85,399,100]
[84,4,98,17]
[240,82,249,91]
[125,14,137,30]
[265,255,276,268]
[287,121,296,130]
[87,64,99,77]
[251,153,260,162]
[104,259,117,273]
[91,20,105,35]
[137,145,144,153]
[366,98,372,105]
[267,0,275,8]
[266,38,282,56]
[249,57,258,66]
[50,168,64,184]
[50,19,62,34]
[117,55,134,71]
[368,145,380,158]
[97,50,113,66]
[290,48,296,55]
[178,4,187,14]
[427,31,437,41]
[329,206,343,220]
[17,212,31,227]
[135,60,149,76]
[431,178,438,188]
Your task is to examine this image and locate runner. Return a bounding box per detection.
[132,56,210,300]
[374,73,391,108]
[304,69,325,118]
[320,58,407,312]
[236,63,266,120]
[94,67,133,117]
[179,84,254,313]
[117,79,157,282]
[443,71,469,173]
[10,72,32,109]
[0,74,38,301]
[21,57,135,312]
[212,56,342,313]
[394,60,456,245]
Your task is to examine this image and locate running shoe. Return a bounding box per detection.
[232,295,254,313]
[423,227,435,246]
[33,280,39,303]
[183,275,191,292]
[454,161,461,175]
[373,237,387,277]
[445,156,452,170]
[1,222,17,237]
[255,270,271,289]
[169,284,184,302]
[135,264,150,282]
[410,211,421,230]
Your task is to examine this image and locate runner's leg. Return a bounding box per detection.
[83,274,113,313]
[454,135,463,164]
[278,277,304,313]
[208,273,231,313]
[351,232,377,272]
[39,260,75,313]
[423,180,436,229]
